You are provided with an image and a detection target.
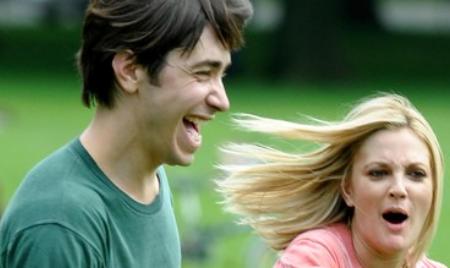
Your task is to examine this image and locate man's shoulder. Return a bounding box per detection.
[13,140,103,204]
[1,140,110,245]
[0,187,109,261]
[0,181,109,238]
[26,139,83,178]
[0,215,106,267]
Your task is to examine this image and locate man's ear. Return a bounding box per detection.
[341,175,354,207]
[112,50,139,94]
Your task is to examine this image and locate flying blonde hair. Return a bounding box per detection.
[217,93,443,266]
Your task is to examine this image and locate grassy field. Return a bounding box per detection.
[0,73,449,266]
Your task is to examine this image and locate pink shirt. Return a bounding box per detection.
[274,223,447,268]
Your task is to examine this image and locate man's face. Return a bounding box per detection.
[133,24,231,166]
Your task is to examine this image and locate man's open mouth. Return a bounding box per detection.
[183,117,199,133]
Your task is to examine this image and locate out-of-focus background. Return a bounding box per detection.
[0,0,449,266]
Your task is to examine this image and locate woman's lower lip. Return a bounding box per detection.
[384,220,407,232]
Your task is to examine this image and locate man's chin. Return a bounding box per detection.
[167,155,195,167]
[176,161,193,167]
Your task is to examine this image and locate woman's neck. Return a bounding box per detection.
[351,227,407,268]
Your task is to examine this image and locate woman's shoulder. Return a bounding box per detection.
[275,223,360,268]
[291,222,351,244]
[418,256,448,268]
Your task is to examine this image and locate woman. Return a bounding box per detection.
[218,93,446,267]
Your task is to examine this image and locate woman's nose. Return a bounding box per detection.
[389,176,407,199]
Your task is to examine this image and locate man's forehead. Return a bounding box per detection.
[184,25,231,64]
[169,46,231,68]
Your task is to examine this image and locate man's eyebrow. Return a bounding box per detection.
[190,60,231,70]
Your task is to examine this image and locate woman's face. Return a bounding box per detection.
[344,127,433,256]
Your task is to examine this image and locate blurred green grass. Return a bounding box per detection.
[0,76,449,267]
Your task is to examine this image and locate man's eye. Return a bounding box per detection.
[194,70,212,77]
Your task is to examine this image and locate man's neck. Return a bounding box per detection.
[80,108,161,204]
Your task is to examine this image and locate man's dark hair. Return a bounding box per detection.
[77,0,253,108]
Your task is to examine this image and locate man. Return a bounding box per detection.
[0,0,253,267]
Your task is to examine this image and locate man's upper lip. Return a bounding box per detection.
[184,114,214,122]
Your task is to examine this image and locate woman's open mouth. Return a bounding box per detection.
[382,208,409,231]
[382,211,408,224]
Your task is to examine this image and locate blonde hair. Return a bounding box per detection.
[217,93,443,265]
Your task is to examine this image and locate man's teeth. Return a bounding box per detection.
[185,117,202,125]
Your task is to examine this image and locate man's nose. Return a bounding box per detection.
[206,78,230,112]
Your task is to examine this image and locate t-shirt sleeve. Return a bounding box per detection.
[2,223,103,268]
[420,257,448,268]
[274,237,337,268]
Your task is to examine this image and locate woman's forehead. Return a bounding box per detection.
[354,128,430,168]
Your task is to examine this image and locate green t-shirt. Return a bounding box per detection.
[0,139,181,267]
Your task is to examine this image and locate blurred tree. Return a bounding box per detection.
[268,0,380,81]
[343,0,380,28]
[41,0,89,27]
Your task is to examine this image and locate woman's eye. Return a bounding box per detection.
[368,169,388,178]
[408,170,427,181]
